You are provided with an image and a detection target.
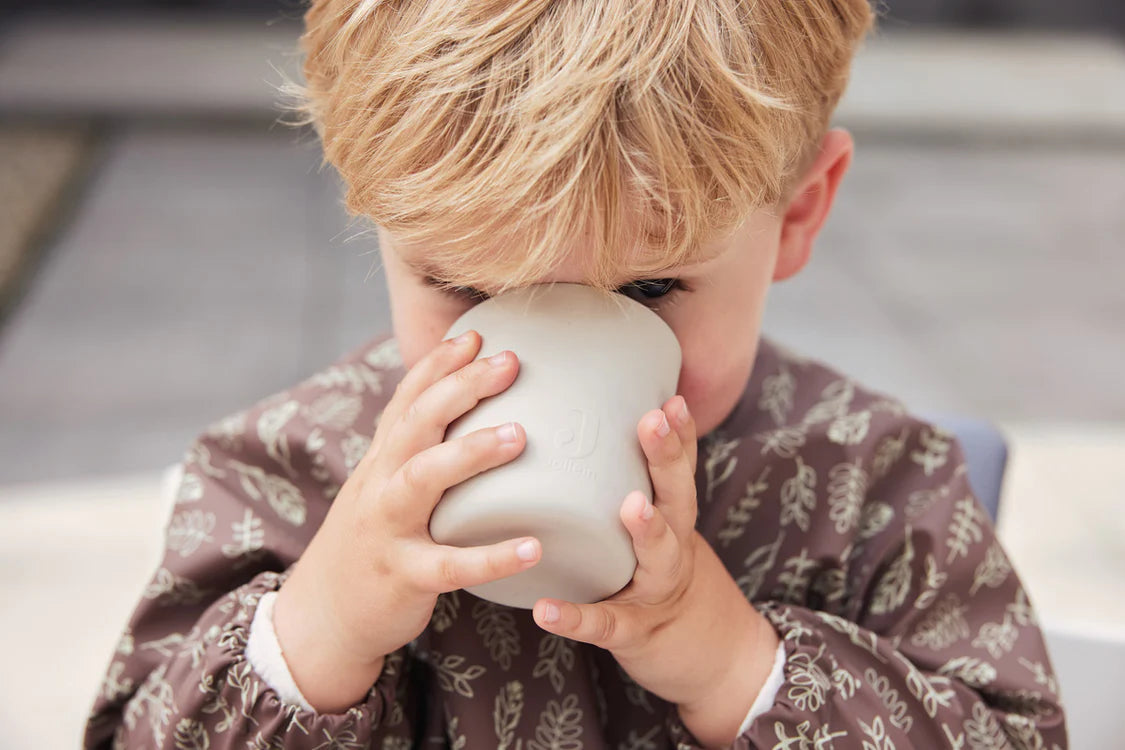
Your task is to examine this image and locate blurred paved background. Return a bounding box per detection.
[0,6,1123,748]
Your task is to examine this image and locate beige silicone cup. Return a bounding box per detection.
[429,282,682,609]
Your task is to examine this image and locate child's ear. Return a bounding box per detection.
[773,128,854,281]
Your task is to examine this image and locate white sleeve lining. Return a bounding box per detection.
[737,640,787,735]
[245,590,315,711]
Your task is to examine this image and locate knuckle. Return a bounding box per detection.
[478,552,500,583]
[453,363,477,386]
[402,398,423,427]
[597,612,618,647]
[398,455,427,494]
[437,554,463,591]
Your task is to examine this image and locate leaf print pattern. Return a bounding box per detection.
[716,467,770,547]
[305,363,385,393]
[946,497,985,564]
[176,471,205,503]
[494,681,525,750]
[827,459,867,534]
[780,456,817,531]
[911,594,971,650]
[340,430,372,473]
[770,719,848,749]
[864,667,913,733]
[910,426,952,476]
[938,656,997,689]
[787,644,832,712]
[430,651,487,698]
[973,614,1020,659]
[173,718,210,750]
[533,634,576,694]
[220,509,266,569]
[431,591,461,634]
[143,567,211,606]
[756,424,807,459]
[528,694,583,750]
[304,392,363,430]
[914,554,948,611]
[776,549,817,604]
[827,409,871,446]
[100,661,134,703]
[363,337,402,371]
[83,335,1066,750]
[963,701,1007,749]
[257,400,300,478]
[735,532,783,600]
[122,665,177,747]
[701,433,740,505]
[803,379,854,426]
[618,725,661,750]
[227,459,307,526]
[473,599,521,671]
[859,715,896,750]
[869,526,914,616]
[871,428,909,480]
[167,510,216,557]
[758,363,795,426]
[971,542,1012,596]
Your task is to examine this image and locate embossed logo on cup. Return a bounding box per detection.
[553,409,599,458]
[549,409,599,480]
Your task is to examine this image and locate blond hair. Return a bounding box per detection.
[290,0,874,294]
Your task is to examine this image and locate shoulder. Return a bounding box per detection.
[699,336,970,535]
[184,332,408,503]
[751,337,959,476]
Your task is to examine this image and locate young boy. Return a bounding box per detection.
[85,1,1067,748]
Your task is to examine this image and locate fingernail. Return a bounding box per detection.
[641,495,654,521]
[452,331,473,345]
[517,539,538,561]
[544,602,560,623]
[488,351,509,366]
[678,397,690,423]
[656,412,670,437]
[498,422,520,442]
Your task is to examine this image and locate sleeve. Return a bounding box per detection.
[245,591,315,711]
[737,642,787,735]
[668,418,1068,749]
[82,337,422,749]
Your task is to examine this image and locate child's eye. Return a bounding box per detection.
[424,274,688,309]
[616,278,689,308]
[424,276,491,303]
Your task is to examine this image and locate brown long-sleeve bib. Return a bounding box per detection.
[84,333,1068,749]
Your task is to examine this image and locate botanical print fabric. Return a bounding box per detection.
[83,332,1067,749]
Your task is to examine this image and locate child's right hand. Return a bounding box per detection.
[272,330,539,712]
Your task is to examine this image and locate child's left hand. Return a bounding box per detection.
[531,395,777,730]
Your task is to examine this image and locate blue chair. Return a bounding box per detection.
[925,415,1008,523]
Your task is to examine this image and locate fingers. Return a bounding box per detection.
[407,535,541,594]
[637,399,698,539]
[618,490,681,585]
[380,421,527,525]
[532,597,633,652]
[379,343,520,471]
[367,331,482,463]
[666,395,697,477]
